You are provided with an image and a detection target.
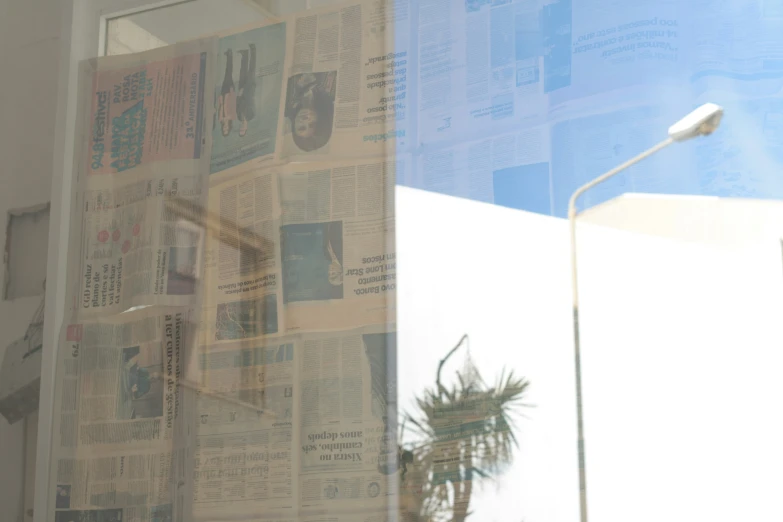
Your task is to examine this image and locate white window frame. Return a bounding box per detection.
[35,1,277,520]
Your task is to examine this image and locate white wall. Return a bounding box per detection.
[397,186,581,522]
[0,0,63,519]
[397,186,783,522]
[576,203,783,522]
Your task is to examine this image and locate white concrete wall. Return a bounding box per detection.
[398,185,783,522]
[0,0,63,519]
[397,186,581,522]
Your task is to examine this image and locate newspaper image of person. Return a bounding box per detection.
[283,72,336,153]
[116,346,163,420]
[281,220,343,303]
[211,22,286,174]
[218,45,257,138]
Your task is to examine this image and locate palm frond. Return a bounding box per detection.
[402,355,533,522]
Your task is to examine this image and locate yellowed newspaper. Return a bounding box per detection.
[190,324,397,521]
[278,157,397,333]
[77,38,216,177]
[70,172,207,317]
[190,336,297,520]
[279,0,411,161]
[297,326,398,518]
[201,165,283,343]
[201,155,397,342]
[48,308,195,522]
[68,38,216,317]
[55,3,406,522]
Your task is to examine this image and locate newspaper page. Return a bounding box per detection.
[48,308,194,522]
[69,171,207,317]
[68,38,216,317]
[279,157,397,333]
[191,337,297,520]
[299,326,399,518]
[417,0,548,147]
[210,20,288,177]
[201,155,398,340]
[279,0,412,161]
[80,38,215,177]
[202,166,283,342]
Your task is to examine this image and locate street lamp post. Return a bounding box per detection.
[568,103,724,522]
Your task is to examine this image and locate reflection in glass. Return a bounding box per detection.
[401,336,531,522]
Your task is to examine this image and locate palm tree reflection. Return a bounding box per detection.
[400,335,531,522]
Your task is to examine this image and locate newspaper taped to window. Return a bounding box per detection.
[69,38,216,317]
[279,157,396,332]
[67,0,413,319]
[69,172,207,317]
[51,450,187,522]
[79,38,215,177]
[200,166,282,342]
[298,326,399,517]
[201,155,397,341]
[211,20,288,176]
[279,0,411,161]
[53,2,409,521]
[48,309,195,522]
[191,337,296,520]
[188,325,398,521]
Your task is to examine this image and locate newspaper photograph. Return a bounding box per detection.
[191,338,296,520]
[279,157,397,332]
[279,0,411,161]
[47,309,194,522]
[71,172,206,316]
[81,38,215,177]
[299,327,399,515]
[211,21,288,176]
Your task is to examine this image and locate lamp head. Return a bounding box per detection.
[667,103,724,142]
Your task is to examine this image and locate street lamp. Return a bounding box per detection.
[568,102,724,522]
